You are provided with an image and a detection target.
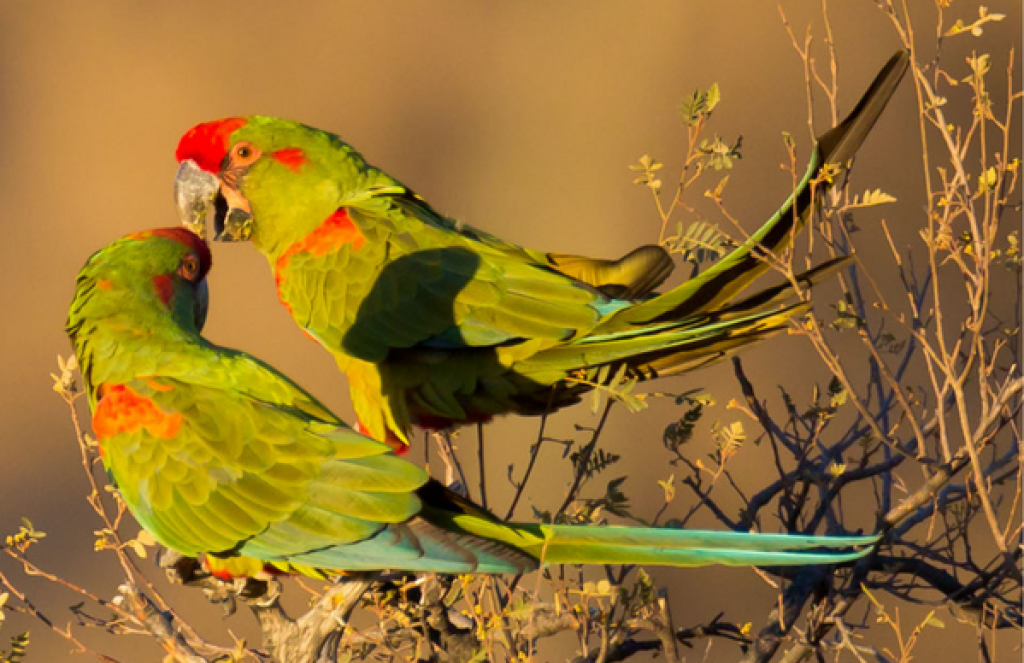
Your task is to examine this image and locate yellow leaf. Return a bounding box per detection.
[826,461,847,478]
[857,188,897,207]
[657,475,676,503]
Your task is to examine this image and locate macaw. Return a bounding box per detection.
[174,52,908,447]
[66,228,877,578]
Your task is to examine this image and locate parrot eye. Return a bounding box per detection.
[179,254,201,281]
[231,142,260,166]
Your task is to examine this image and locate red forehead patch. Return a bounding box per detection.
[175,117,248,173]
[130,227,213,279]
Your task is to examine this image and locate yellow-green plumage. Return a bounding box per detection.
[176,52,909,446]
[67,230,878,578]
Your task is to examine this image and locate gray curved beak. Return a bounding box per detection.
[175,160,219,240]
[175,159,254,242]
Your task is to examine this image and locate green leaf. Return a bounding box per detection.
[830,300,865,331]
[681,83,723,126]
[670,220,727,264]
[712,420,745,452]
[698,134,743,171]
[680,88,705,126]
[705,82,721,112]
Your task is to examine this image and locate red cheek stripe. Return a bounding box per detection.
[272,148,308,172]
[152,274,174,306]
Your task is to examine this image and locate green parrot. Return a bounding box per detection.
[66,228,878,578]
[174,52,908,447]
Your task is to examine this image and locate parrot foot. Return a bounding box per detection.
[239,577,279,607]
[155,547,276,617]
[155,546,208,585]
[430,430,469,498]
[417,575,478,659]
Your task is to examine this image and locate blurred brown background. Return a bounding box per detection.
[0,1,1019,661]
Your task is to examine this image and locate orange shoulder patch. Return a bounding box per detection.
[93,384,182,440]
[281,208,366,264]
[273,208,366,312]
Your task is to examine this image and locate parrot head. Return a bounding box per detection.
[68,228,213,340]
[175,117,369,253]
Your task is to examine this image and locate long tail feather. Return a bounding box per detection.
[602,51,909,328]
[438,500,878,570]
[422,484,877,571]
[707,255,852,319]
[560,258,852,381]
[517,302,806,388]
[521,524,878,568]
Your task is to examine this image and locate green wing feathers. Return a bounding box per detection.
[97,373,428,560]
[87,340,877,577]
[286,53,906,433]
[381,257,852,426]
[172,53,908,440]
[547,244,675,300]
[505,258,852,406]
[75,231,883,580]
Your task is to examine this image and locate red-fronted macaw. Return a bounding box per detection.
[66,229,878,578]
[174,52,908,447]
